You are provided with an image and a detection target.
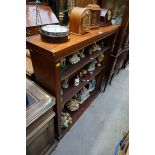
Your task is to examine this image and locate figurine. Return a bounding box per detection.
[92,44,97,52]
[78,49,85,58]
[94,42,101,51]
[88,79,96,92]
[60,58,66,69]
[61,89,63,95]
[69,53,80,64]
[61,112,72,128]
[97,54,104,66]
[76,87,90,104]
[80,70,90,82]
[89,48,93,55]
[90,43,101,52]
[87,59,97,72]
[62,78,69,89]
[66,98,80,111]
[61,58,68,73]
[74,75,80,86]
[96,44,101,51]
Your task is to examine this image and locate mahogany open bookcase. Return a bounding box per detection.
[26,25,120,139]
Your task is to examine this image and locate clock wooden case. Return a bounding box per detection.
[69,7,91,35]
[100,8,112,26]
[86,3,101,28]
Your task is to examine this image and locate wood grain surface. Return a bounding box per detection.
[26,25,120,60]
[26,4,59,27]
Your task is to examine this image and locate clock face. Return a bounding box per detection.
[107,10,112,21]
[81,10,91,31]
[92,12,100,25]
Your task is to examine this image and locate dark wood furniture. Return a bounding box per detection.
[26,4,59,37]
[104,1,129,87]
[26,25,120,139]
[26,79,57,155]
[26,4,59,78]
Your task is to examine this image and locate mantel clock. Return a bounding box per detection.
[69,7,91,35]
[86,3,101,28]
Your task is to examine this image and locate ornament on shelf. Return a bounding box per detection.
[80,70,90,82]
[66,98,80,111]
[97,54,104,66]
[89,48,93,55]
[87,59,97,72]
[88,79,96,92]
[76,87,90,104]
[78,48,85,58]
[61,89,63,96]
[92,44,97,52]
[90,43,101,53]
[61,112,72,128]
[74,75,80,86]
[94,42,101,51]
[62,78,69,89]
[96,44,101,51]
[69,53,80,64]
[101,41,104,48]
[61,58,67,72]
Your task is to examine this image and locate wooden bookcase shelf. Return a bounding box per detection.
[61,46,109,81]
[26,25,120,139]
[62,88,100,137]
[62,65,105,107]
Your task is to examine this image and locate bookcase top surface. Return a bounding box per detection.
[26,25,120,59]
